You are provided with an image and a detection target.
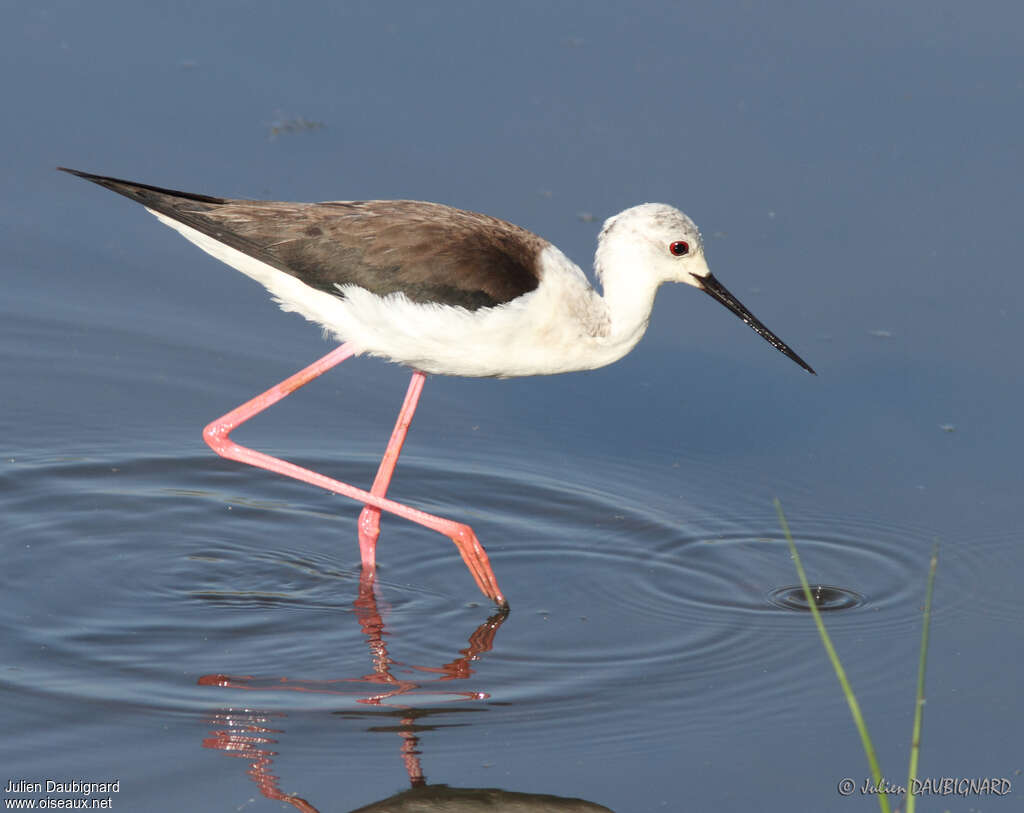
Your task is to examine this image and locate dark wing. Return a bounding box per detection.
[58,168,546,310]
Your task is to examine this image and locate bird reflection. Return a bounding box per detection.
[201,710,315,812]
[198,580,615,810]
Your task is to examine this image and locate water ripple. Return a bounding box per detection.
[0,451,994,752]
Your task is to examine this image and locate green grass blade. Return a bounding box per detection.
[773,499,890,813]
[905,544,939,813]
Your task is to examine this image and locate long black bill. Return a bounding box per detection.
[697,273,816,375]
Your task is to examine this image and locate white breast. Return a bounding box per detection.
[150,210,625,377]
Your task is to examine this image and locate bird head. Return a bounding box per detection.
[597,203,815,375]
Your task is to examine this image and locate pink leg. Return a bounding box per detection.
[357,371,426,569]
[202,343,506,607]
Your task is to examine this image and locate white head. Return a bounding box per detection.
[596,203,816,375]
[596,203,711,289]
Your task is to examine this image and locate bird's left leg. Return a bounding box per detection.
[201,344,506,606]
[357,371,426,568]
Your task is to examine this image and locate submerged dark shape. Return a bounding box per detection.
[348,784,616,812]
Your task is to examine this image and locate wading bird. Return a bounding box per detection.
[60,167,815,608]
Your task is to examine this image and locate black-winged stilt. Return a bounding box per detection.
[60,167,815,608]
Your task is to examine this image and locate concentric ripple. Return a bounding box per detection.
[768,584,864,611]
[0,449,1006,752]
[361,458,963,743]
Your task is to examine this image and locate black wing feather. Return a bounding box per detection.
[58,167,545,310]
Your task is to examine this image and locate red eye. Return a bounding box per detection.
[669,240,690,256]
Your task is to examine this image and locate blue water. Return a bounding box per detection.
[4,2,1024,811]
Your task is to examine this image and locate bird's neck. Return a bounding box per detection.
[595,268,661,360]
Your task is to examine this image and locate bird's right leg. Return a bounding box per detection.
[357,371,426,569]
[201,343,506,607]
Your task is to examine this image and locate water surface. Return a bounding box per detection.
[3,2,1023,811]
